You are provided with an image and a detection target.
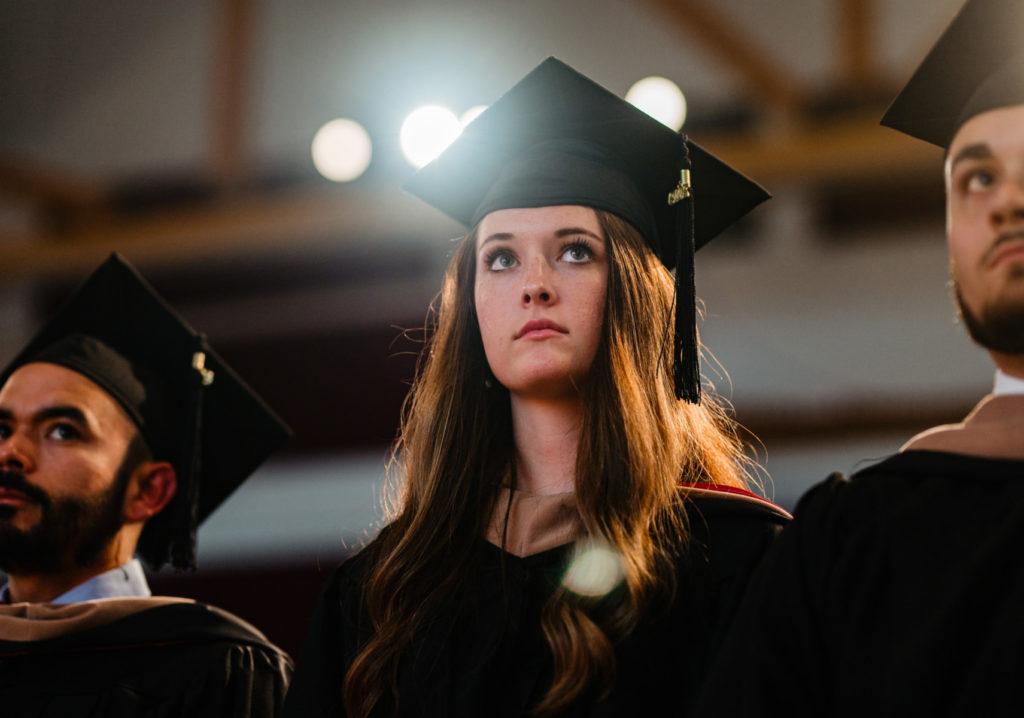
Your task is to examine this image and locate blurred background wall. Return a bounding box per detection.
[0,0,985,654]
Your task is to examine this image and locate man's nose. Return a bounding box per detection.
[0,431,35,473]
[990,175,1024,229]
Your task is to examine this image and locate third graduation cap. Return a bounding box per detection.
[404,57,769,402]
[882,0,1024,147]
[0,254,292,569]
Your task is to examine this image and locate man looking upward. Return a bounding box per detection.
[0,254,293,716]
[696,1,1024,715]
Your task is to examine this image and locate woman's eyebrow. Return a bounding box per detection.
[555,227,604,243]
[479,232,514,248]
[479,226,604,247]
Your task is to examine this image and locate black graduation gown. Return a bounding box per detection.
[0,601,292,717]
[284,490,789,717]
[695,450,1024,718]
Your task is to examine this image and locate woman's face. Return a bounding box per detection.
[474,205,609,399]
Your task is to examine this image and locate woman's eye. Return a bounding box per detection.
[46,423,81,441]
[561,242,593,263]
[487,251,518,272]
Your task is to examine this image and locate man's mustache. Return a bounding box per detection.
[0,470,50,507]
[982,229,1024,268]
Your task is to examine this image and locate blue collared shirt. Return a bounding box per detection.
[0,558,151,604]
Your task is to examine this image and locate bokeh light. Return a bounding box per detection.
[400,106,463,169]
[460,105,488,127]
[562,539,625,598]
[311,118,373,182]
[625,76,687,131]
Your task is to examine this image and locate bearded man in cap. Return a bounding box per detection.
[695,1,1024,716]
[0,254,292,716]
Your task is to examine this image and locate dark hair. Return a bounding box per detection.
[343,210,755,716]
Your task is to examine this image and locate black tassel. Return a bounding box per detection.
[170,335,214,569]
[671,137,700,403]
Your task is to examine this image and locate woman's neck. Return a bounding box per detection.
[510,394,582,496]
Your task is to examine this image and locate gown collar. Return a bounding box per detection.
[485,487,579,558]
[0,558,151,605]
[681,482,793,520]
[483,482,790,558]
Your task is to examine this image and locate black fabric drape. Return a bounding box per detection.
[696,450,1024,718]
[0,602,292,718]
[284,494,788,717]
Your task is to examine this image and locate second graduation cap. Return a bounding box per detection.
[0,254,292,569]
[881,0,1024,147]
[404,57,769,402]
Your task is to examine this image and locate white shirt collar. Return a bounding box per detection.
[993,369,1024,397]
[0,558,151,604]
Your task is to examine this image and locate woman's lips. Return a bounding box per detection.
[515,319,569,340]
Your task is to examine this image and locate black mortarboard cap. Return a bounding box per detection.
[404,57,770,402]
[0,254,291,569]
[881,0,1024,148]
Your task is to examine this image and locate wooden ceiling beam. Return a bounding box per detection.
[211,0,255,191]
[0,185,461,280]
[738,395,971,444]
[0,156,105,209]
[693,106,941,184]
[644,0,807,114]
[0,110,945,280]
[838,0,877,89]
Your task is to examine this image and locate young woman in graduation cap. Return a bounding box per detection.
[285,58,790,718]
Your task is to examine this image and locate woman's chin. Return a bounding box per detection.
[498,368,585,400]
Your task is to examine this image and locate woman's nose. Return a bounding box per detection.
[521,258,557,306]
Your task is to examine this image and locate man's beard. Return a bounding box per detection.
[0,464,131,575]
[954,269,1024,354]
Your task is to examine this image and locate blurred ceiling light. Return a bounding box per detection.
[400,106,463,169]
[625,76,687,131]
[311,118,373,182]
[460,105,488,127]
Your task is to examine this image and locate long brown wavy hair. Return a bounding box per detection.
[343,210,755,716]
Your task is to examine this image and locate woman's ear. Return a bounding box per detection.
[123,463,178,523]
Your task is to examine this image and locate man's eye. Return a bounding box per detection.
[965,169,996,193]
[46,423,81,441]
[0,425,11,440]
